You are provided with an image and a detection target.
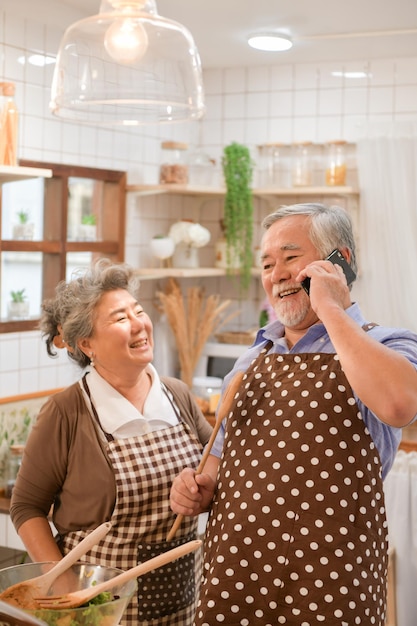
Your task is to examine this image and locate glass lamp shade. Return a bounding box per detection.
[50,0,205,125]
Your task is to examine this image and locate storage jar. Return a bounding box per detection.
[159,141,189,184]
[291,141,314,187]
[257,143,290,188]
[192,376,223,415]
[325,140,347,186]
[6,444,25,497]
[0,82,18,166]
[188,150,215,186]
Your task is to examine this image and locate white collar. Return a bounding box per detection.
[81,364,179,437]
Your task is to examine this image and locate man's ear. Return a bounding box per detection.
[339,247,351,263]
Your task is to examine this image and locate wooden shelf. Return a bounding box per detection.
[129,182,358,281]
[135,267,261,280]
[0,164,52,183]
[254,185,359,197]
[126,183,359,198]
[126,183,225,196]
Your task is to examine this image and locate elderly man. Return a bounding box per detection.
[170,203,417,626]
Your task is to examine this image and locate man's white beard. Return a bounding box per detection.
[273,296,310,328]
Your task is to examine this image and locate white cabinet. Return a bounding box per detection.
[0,513,26,551]
[5,516,25,551]
[0,512,57,551]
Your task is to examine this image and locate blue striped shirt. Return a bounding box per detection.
[211,303,417,479]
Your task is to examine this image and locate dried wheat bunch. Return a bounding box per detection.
[156,279,239,387]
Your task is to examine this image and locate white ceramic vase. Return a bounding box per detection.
[214,238,241,269]
[172,243,200,268]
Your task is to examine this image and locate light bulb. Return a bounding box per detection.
[104,18,149,64]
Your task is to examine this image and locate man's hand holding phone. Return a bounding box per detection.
[301,249,356,296]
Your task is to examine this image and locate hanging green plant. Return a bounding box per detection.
[222,142,254,292]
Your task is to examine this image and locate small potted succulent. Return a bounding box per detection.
[8,289,30,319]
[78,214,97,241]
[12,210,35,240]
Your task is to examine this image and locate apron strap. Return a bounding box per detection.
[81,373,114,442]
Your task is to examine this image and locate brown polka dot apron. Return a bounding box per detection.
[61,380,203,626]
[195,345,388,626]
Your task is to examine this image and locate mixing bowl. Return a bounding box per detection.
[0,562,136,626]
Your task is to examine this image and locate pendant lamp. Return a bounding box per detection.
[50,0,205,125]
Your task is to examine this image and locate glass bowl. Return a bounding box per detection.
[0,562,136,626]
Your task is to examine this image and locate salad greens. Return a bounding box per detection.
[33,591,117,626]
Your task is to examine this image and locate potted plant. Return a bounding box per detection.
[221,142,254,291]
[8,289,30,319]
[78,214,97,241]
[12,210,35,240]
[168,220,211,268]
[150,234,175,267]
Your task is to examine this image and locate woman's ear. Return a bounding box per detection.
[77,337,92,356]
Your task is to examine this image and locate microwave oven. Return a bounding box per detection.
[195,341,248,380]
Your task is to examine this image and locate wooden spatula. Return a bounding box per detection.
[167,370,244,541]
[34,539,202,610]
[0,522,111,608]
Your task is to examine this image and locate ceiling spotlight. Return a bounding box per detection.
[331,71,369,79]
[248,33,293,52]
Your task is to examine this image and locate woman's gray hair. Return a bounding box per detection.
[262,203,357,276]
[40,258,141,368]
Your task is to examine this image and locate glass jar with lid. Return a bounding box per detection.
[6,444,25,498]
[257,143,291,188]
[192,376,223,416]
[159,141,189,184]
[188,149,215,186]
[291,141,314,187]
[325,140,347,186]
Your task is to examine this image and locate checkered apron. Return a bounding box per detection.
[61,384,203,626]
[195,344,388,626]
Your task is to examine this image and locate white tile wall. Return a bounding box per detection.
[0,3,416,393]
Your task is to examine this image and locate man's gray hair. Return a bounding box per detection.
[262,203,357,276]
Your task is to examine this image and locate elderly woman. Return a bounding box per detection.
[10,259,212,626]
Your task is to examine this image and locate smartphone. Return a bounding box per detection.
[301,249,356,295]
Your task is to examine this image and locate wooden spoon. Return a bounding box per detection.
[34,539,202,610]
[0,600,48,626]
[167,370,245,540]
[0,522,112,608]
